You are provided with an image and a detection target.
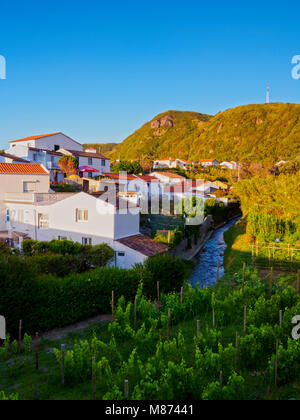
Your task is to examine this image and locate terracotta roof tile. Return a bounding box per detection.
[117,234,169,257]
[102,172,137,181]
[0,163,48,174]
[153,171,186,179]
[68,149,109,160]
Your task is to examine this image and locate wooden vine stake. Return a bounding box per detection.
[242,263,246,295]
[297,270,300,295]
[279,310,283,328]
[157,281,160,307]
[216,261,220,291]
[220,370,223,389]
[124,380,129,400]
[269,267,274,296]
[167,309,171,342]
[134,296,137,334]
[18,320,22,355]
[180,287,183,306]
[275,340,279,390]
[212,309,216,329]
[92,357,96,401]
[61,344,66,386]
[35,332,39,371]
[197,320,200,339]
[243,306,247,335]
[112,291,115,323]
[235,332,239,372]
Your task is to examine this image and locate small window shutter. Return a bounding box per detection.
[84,210,88,221]
[75,209,78,222]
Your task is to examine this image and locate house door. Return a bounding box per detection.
[83,180,89,192]
[116,252,125,269]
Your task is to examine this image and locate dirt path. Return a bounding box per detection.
[41,314,112,342]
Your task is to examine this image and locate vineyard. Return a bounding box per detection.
[1,264,300,400]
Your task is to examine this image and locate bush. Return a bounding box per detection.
[0,241,13,256]
[22,240,115,275]
[138,254,186,297]
[84,244,115,267]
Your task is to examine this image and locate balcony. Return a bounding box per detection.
[4,192,75,205]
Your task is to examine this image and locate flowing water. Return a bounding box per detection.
[189,218,240,288]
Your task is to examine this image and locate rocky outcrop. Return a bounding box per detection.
[151,115,174,129]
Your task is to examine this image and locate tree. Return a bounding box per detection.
[57,155,79,176]
[111,161,143,174]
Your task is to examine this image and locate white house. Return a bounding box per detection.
[150,171,186,184]
[162,180,220,201]
[153,158,192,170]
[0,162,51,239]
[199,159,219,167]
[0,163,167,268]
[220,161,240,170]
[58,148,110,178]
[5,133,110,181]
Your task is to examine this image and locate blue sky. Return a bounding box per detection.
[0,0,299,148]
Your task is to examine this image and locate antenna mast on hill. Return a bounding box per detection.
[266,83,270,104]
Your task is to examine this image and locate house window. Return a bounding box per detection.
[58,236,67,241]
[117,252,125,257]
[54,145,60,151]
[88,157,93,165]
[76,209,88,222]
[82,237,92,245]
[38,213,49,229]
[33,154,37,162]
[23,181,36,193]
[101,159,106,166]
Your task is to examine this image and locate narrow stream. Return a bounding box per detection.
[189,217,240,288]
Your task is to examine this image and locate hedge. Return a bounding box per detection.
[21,241,115,276]
[0,254,187,336]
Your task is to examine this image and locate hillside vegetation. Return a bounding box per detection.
[110,103,300,164]
[83,143,118,156]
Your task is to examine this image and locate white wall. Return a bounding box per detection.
[78,156,110,177]
[35,134,83,152]
[0,173,50,230]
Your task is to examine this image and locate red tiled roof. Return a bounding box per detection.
[156,158,174,162]
[0,163,48,174]
[67,149,109,160]
[10,133,61,144]
[135,175,160,182]
[153,171,186,179]
[163,180,206,193]
[102,172,137,181]
[117,234,169,257]
[178,159,192,164]
[0,152,29,163]
[199,159,218,163]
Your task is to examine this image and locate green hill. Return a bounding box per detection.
[111,103,300,164]
[83,143,118,156]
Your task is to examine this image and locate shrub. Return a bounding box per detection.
[84,244,115,267]
[0,241,13,256]
[139,254,186,297]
